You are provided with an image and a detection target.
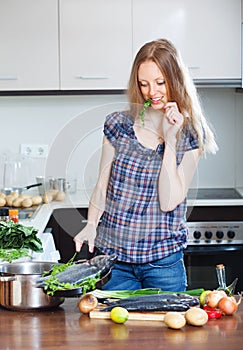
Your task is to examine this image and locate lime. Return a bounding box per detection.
[110,307,129,324]
[199,290,211,306]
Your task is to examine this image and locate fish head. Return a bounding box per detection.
[90,254,118,267]
[89,254,118,278]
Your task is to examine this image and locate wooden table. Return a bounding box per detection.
[0,298,243,350]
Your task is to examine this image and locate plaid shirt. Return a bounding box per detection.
[95,111,199,263]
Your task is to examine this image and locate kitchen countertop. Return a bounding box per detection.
[0,298,243,350]
[23,188,243,262]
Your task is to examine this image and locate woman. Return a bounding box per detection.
[74,39,218,291]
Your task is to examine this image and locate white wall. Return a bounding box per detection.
[0,89,242,191]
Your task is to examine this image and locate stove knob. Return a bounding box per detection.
[216,230,224,239]
[227,230,235,239]
[193,230,201,240]
[205,230,213,239]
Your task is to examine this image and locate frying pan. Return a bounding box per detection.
[1,183,42,195]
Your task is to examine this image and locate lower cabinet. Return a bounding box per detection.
[46,208,95,263]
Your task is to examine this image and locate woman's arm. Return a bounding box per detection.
[73,136,115,252]
[158,102,202,212]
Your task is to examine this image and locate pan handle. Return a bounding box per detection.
[0,275,16,282]
[25,183,42,190]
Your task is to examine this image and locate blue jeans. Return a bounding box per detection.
[102,250,187,292]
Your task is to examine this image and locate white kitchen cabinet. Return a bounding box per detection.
[59,0,132,90]
[0,0,59,91]
[133,0,241,82]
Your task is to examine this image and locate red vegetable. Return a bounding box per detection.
[203,306,222,319]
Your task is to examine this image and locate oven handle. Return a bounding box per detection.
[184,245,243,255]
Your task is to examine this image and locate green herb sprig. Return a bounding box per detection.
[139,99,152,126]
[43,274,101,296]
[0,248,31,262]
[139,98,167,126]
[42,253,77,277]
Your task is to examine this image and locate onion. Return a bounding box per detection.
[218,294,242,316]
[78,294,98,314]
[218,297,237,315]
[206,290,227,308]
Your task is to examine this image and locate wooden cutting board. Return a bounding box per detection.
[89,304,185,321]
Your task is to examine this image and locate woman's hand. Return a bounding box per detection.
[162,102,184,142]
[73,223,97,253]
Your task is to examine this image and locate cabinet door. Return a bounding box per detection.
[0,0,59,91]
[133,0,241,81]
[59,0,132,90]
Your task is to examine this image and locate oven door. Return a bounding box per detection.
[184,245,243,293]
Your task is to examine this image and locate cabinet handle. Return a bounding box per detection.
[0,76,18,80]
[188,66,200,70]
[76,75,109,80]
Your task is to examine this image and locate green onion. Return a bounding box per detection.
[91,288,204,299]
[160,288,204,297]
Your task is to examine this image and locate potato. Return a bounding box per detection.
[22,198,33,208]
[43,192,53,204]
[18,194,31,200]
[0,192,6,199]
[0,197,6,207]
[12,198,23,208]
[164,312,186,329]
[10,191,19,199]
[55,191,65,201]
[31,195,42,205]
[185,308,208,326]
[5,195,15,206]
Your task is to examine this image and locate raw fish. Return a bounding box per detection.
[36,254,117,287]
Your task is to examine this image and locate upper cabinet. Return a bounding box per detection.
[0,0,59,91]
[0,0,241,92]
[59,0,132,90]
[133,0,242,83]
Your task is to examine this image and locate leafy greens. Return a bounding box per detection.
[0,220,43,252]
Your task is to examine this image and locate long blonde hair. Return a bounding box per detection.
[127,39,218,154]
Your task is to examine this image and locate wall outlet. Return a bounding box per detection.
[20,144,49,158]
[20,144,33,157]
[33,144,49,158]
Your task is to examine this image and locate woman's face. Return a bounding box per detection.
[138,60,167,110]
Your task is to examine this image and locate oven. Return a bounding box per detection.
[184,188,243,293]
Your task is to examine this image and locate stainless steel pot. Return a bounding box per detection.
[0,262,65,311]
